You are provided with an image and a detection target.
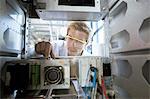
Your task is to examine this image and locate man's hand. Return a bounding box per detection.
[35,41,55,59]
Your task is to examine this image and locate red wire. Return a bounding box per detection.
[101,77,109,99]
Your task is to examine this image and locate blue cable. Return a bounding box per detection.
[84,67,97,99]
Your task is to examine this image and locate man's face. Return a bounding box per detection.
[66,27,88,56]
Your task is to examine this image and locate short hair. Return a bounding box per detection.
[67,22,91,41]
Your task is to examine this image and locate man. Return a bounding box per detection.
[52,21,91,57]
[35,21,91,58]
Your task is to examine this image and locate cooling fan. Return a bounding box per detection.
[44,66,64,85]
[40,59,70,89]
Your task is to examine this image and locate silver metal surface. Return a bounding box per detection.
[36,0,102,21]
[109,0,150,98]
[109,0,150,53]
[111,54,150,99]
[0,0,25,53]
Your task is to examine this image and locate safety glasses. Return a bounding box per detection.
[66,35,87,44]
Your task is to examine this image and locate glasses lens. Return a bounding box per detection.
[66,35,86,44]
[66,35,86,48]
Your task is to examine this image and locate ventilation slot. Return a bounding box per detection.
[139,17,150,43]
[110,30,130,49]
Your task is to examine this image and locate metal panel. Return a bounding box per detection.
[0,0,25,53]
[36,0,102,21]
[111,54,150,99]
[109,0,150,53]
[109,2,150,98]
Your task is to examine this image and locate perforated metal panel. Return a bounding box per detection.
[109,0,150,98]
